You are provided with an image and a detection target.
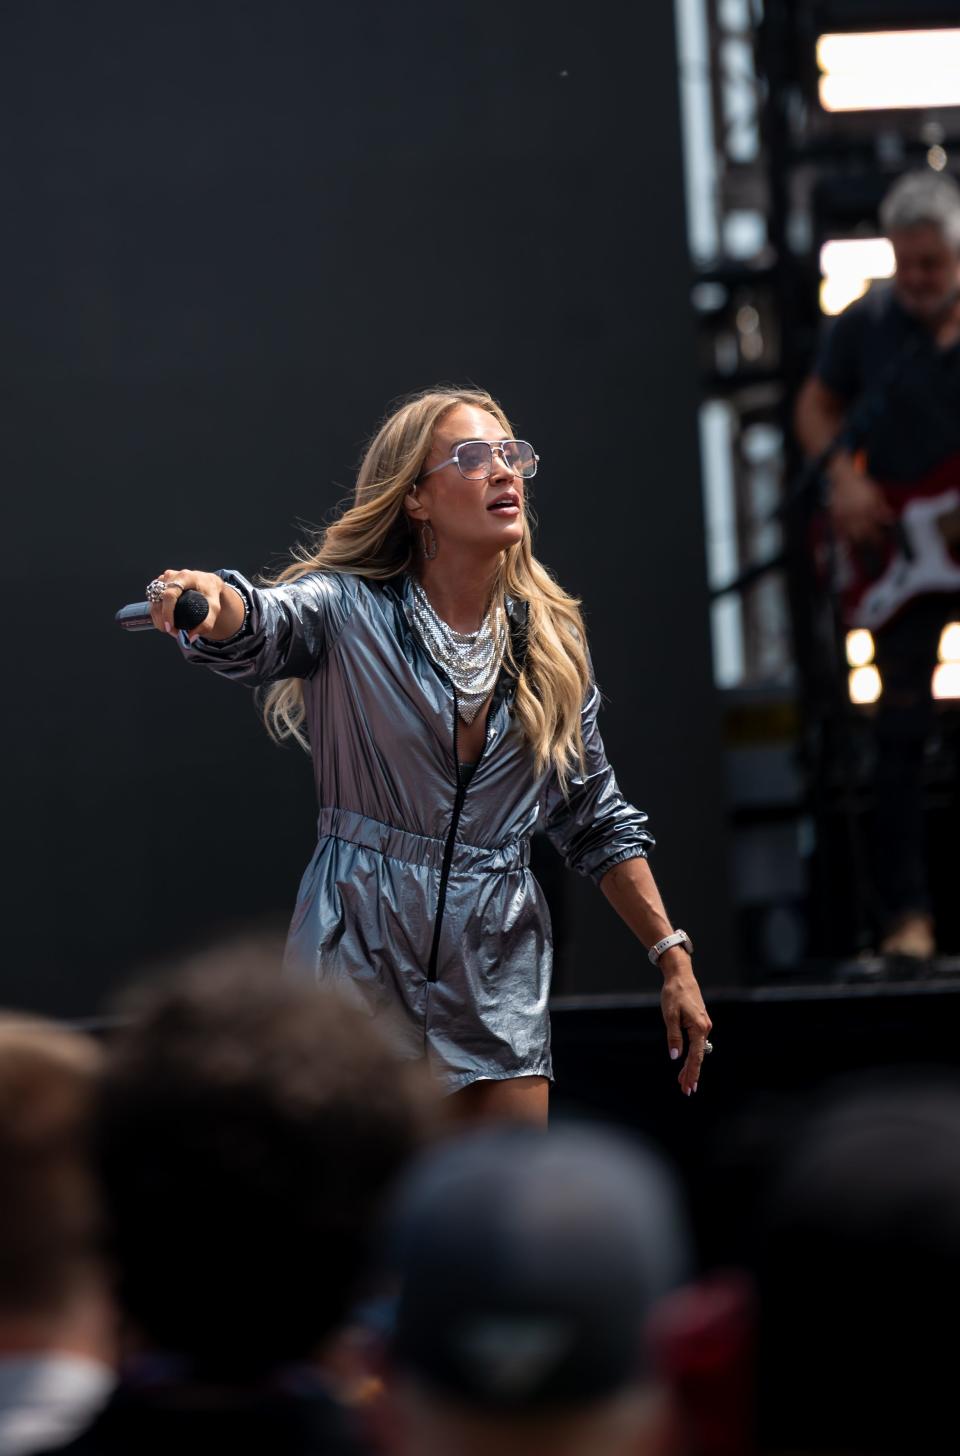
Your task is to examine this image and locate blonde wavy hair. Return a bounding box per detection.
[260,387,590,784]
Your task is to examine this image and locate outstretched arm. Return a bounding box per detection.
[599,855,712,1097]
[146,567,359,686]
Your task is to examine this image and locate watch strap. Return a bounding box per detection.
[648,929,694,967]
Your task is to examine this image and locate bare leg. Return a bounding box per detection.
[448,1074,549,1127]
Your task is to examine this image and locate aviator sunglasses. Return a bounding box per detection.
[419,438,539,482]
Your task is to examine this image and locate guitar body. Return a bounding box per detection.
[812,451,960,630]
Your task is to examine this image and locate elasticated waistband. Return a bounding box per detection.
[316,806,530,873]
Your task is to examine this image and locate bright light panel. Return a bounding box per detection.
[818,30,960,112]
[938,622,960,662]
[849,665,882,704]
[820,238,895,316]
[845,628,876,668]
[933,662,960,699]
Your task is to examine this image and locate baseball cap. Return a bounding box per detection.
[383,1122,690,1413]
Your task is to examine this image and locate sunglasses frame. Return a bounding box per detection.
[419,438,539,482]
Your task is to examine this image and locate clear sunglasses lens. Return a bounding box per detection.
[505,440,537,477]
[456,442,493,479]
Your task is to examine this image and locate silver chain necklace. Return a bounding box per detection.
[410,580,506,725]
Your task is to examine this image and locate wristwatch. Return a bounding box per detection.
[648,929,694,967]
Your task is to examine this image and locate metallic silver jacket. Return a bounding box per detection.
[183,570,653,1091]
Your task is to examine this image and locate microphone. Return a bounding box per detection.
[115,590,210,633]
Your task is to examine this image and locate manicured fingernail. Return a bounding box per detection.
[669,1048,679,1061]
[685,1088,692,1097]
[693,1081,698,1094]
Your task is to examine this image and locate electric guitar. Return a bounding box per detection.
[814,451,960,630]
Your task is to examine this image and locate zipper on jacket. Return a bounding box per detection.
[426,685,496,984]
[426,690,464,983]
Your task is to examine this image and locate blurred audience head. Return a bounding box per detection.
[379,1122,689,1456]
[0,1015,114,1456]
[0,1015,106,1335]
[97,947,430,1380]
[756,1075,960,1454]
[881,170,960,320]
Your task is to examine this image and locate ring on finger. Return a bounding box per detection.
[146,578,185,604]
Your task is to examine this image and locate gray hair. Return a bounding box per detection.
[880,170,960,249]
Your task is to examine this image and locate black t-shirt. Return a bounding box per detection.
[814,283,960,483]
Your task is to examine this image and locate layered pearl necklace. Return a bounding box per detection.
[410,580,506,725]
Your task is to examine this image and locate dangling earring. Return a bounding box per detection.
[420,522,438,560]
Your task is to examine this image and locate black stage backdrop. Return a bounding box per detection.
[3,1,735,1016]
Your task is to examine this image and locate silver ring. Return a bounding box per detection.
[704,1040,714,1055]
[146,579,185,604]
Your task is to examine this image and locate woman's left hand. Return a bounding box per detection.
[659,950,713,1095]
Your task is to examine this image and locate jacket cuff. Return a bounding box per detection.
[589,844,652,885]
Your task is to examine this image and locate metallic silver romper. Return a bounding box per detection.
[183,570,654,1092]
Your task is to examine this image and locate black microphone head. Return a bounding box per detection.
[173,590,210,631]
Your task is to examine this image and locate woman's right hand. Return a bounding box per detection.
[147,569,246,642]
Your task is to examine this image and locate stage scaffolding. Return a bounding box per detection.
[674,0,960,976]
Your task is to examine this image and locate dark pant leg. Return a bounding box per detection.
[870,596,956,929]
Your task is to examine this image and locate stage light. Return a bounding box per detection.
[938,622,960,662]
[933,662,960,699]
[845,628,875,668]
[820,238,895,316]
[849,665,882,704]
[818,30,960,113]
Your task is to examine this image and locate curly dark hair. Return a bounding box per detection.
[98,946,430,1377]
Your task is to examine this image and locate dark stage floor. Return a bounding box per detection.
[550,971,960,1266]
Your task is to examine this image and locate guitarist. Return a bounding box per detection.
[795,170,960,960]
